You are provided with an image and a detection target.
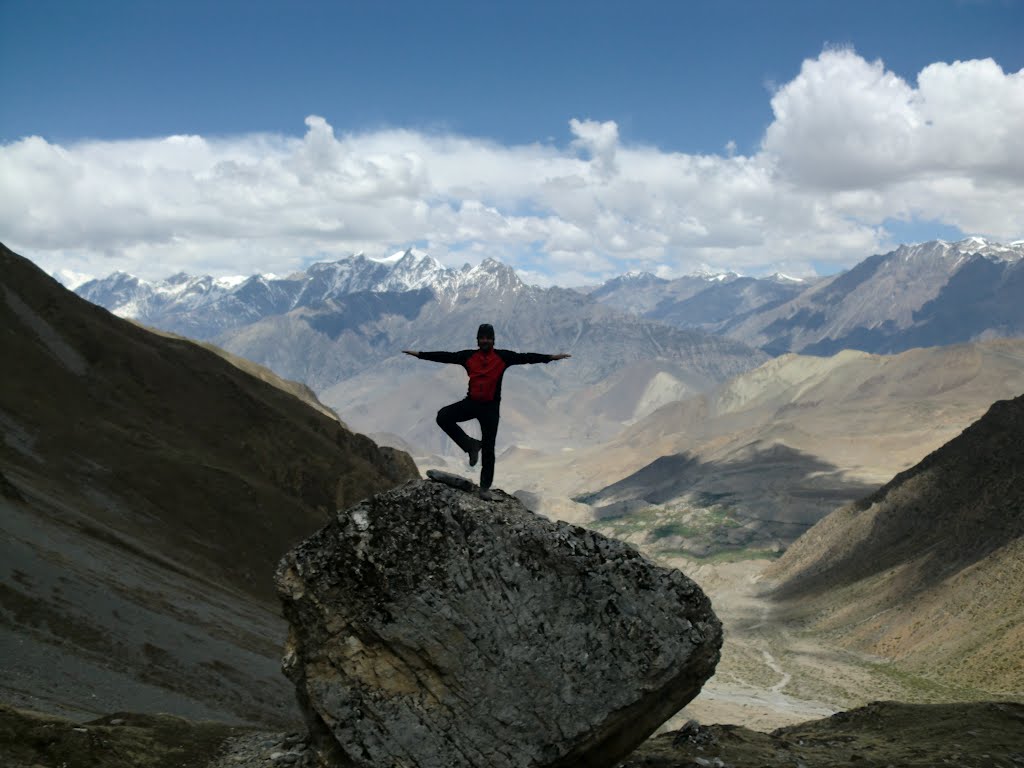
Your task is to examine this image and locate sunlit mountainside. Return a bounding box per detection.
[588,238,1024,354]
[507,339,1024,556]
[766,393,1024,694]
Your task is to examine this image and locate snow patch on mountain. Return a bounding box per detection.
[73,247,534,330]
[689,265,740,282]
[72,238,1024,348]
[216,275,250,288]
[622,271,661,282]
[918,237,1024,261]
[376,249,451,292]
[373,247,431,265]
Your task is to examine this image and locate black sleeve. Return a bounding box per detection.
[417,350,474,365]
[496,350,554,366]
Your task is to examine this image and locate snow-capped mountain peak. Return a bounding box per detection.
[74,271,156,319]
[215,275,249,289]
[618,270,665,285]
[900,237,1024,264]
[951,237,1024,261]
[461,258,521,288]
[769,272,806,283]
[376,249,451,292]
[374,247,433,265]
[689,265,739,282]
[154,273,221,299]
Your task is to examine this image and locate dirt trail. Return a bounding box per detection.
[653,557,924,731]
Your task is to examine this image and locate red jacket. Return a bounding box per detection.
[417,348,555,403]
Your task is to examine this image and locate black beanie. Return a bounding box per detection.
[477,323,495,339]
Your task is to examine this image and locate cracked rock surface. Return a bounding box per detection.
[275,480,721,768]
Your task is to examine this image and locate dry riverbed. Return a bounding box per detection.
[653,556,991,732]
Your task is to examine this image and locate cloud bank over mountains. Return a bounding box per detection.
[3,49,1022,285]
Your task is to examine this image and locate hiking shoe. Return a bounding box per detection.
[478,488,493,501]
[467,439,481,467]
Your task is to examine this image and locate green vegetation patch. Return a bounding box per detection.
[649,522,701,540]
[592,500,770,562]
[865,660,993,703]
[694,547,785,564]
[694,491,736,505]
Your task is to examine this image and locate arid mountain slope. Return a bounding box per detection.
[0,242,417,724]
[585,239,1024,356]
[528,341,1024,554]
[736,240,1024,355]
[765,394,1024,693]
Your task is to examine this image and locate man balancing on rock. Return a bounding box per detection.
[403,324,571,500]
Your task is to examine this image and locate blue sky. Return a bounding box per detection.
[2,0,1023,285]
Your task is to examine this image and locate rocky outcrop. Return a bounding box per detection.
[275,481,722,768]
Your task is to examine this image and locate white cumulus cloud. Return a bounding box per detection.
[2,48,1022,285]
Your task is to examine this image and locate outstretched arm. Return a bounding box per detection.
[404,350,473,364]
[499,351,572,365]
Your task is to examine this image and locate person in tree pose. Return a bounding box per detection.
[404,323,571,499]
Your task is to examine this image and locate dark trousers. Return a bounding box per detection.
[436,398,500,489]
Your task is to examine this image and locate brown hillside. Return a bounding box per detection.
[0,242,418,724]
[1,242,417,601]
[765,394,1024,693]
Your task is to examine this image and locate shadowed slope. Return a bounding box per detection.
[1,242,418,724]
[1,242,416,601]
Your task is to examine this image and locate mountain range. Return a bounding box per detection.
[75,250,771,454]
[74,249,509,341]
[63,238,1024,548]
[71,238,1024,395]
[586,268,813,331]
[589,238,1024,355]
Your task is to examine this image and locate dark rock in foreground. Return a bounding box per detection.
[620,700,1024,768]
[5,700,1024,768]
[275,481,722,768]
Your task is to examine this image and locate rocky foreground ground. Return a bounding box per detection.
[3,700,1024,768]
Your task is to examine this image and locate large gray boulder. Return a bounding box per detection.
[275,480,722,767]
